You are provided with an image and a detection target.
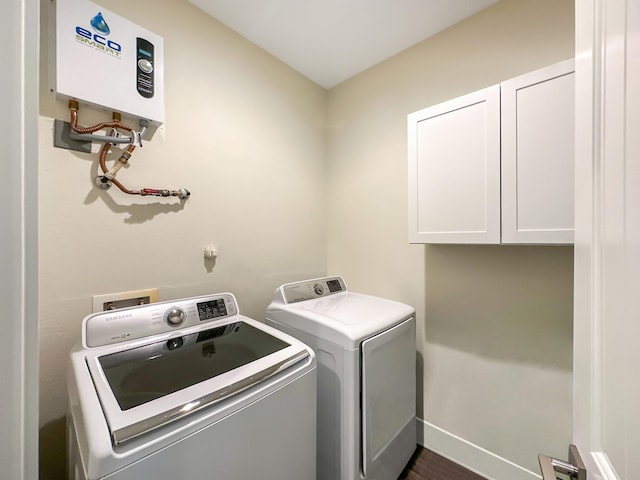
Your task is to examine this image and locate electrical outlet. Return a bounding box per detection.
[92,288,159,312]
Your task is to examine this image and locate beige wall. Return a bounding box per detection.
[326,0,574,475]
[38,1,326,477]
[39,0,575,478]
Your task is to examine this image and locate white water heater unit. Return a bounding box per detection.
[50,0,165,126]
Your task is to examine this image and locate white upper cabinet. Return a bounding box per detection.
[408,59,575,245]
[408,86,501,244]
[501,59,575,244]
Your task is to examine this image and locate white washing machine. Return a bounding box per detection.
[67,293,316,480]
[265,276,416,480]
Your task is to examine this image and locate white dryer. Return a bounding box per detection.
[68,293,316,480]
[266,276,416,480]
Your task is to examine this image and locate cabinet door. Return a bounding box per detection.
[501,59,575,244]
[408,86,501,244]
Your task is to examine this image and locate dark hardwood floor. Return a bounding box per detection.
[398,447,488,480]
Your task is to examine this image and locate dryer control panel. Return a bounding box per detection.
[83,293,238,348]
[281,276,347,304]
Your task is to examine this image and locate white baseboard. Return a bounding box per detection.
[417,418,542,480]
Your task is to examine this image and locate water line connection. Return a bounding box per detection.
[68,100,190,200]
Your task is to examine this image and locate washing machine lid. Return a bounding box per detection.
[83,311,310,445]
[267,277,415,348]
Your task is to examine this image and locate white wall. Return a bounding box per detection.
[38,0,326,477]
[326,0,574,477]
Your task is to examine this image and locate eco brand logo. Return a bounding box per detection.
[90,12,110,35]
[74,11,122,58]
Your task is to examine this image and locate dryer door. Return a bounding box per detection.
[361,317,416,479]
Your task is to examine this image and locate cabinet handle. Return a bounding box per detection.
[538,444,586,480]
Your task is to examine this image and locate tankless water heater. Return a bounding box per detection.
[50,0,165,126]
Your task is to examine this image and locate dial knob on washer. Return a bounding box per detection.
[313,283,324,295]
[165,307,186,326]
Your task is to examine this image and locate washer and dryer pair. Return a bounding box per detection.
[67,276,415,480]
[266,276,417,480]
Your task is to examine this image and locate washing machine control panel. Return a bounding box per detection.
[84,293,238,348]
[282,276,347,304]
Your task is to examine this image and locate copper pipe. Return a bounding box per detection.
[98,142,140,195]
[69,100,133,134]
[96,142,189,198]
[79,101,190,199]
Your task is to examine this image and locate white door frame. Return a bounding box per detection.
[0,0,40,478]
[574,0,639,478]
[2,1,638,479]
